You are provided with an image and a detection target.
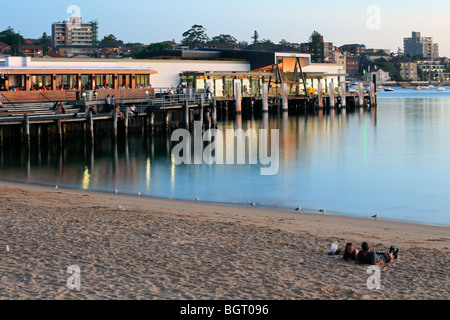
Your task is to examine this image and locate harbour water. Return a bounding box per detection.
[1,88,450,227]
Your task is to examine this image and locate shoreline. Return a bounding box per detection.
[0,179,449,300]
[2,178,449,229]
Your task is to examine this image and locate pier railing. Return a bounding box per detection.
[0,88,156,105]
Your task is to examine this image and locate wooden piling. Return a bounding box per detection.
[318,82,323,109]
[184,100,190,130]
[56,119,62,147]
[200,95,204,127]
[369,83,374,107]
[329,81,335,108]
[358,82,364,107]
[281,83,288,111]
[148,108,154,134]
[211,98,217,128]
[340,82,347,108]
[124,107,129,136]
[88,111,94,142]
[112,108,118,140]
[235,82,242,114]
[262,83,269,113]
[23,114,30,149]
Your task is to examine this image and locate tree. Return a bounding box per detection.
[258,38,275,46]
[133,42,175,59]
[308,30,324,63]
[181,25,209,49]
[209,34,237,45]
[0,26,25,56]
[101,34,120,47]
[252,31,259,45]
[38,32,51,55]
[411,54,423,61]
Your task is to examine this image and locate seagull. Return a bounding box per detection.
[118,205,126,211]
[250,202,256,207]
[114,189,118,194]
[4,245,9,253]
[372,213,379,220]
[137,192,141,196]
[295,206,302,212]
[319,209,327,214]
[55,185,59,189]
[196,197,200,202]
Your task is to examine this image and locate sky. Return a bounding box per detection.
[2,0,450,57]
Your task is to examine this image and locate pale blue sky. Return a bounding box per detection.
[2,0,450,56]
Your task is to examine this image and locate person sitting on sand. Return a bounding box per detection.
[356,242,399,266]
[343,242,358,262]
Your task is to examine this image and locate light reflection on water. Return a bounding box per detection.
[1,89,450,226]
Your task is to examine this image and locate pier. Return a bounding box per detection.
[0,81,376,147]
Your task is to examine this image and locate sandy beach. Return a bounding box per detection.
[0,180,448,300]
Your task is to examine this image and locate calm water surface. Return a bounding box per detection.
[1,88,450,226]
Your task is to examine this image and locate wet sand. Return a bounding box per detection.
[0,180,448,300]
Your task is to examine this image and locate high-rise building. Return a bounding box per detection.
[404,32,439,60]
[51,17,99,50]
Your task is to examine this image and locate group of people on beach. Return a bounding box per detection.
[342,242,399,265]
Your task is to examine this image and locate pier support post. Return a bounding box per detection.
[211,98,217,128]
[200,95,204,128]
[262,83,269,113]
[340,82,347,108]
[235,82,242,114]
[369,82,374,107]
[112,108,118,141]
[373,74,378,108]
[358,82,364,107]
[88,111,94,142]
[329,81,335,109]
[57,119,63,147]
[23,114,30,149]
[148,108,154,134]
[281,83,288,112]
[184,100,190,130]
[124,107,129,136]
[318,82,323,109]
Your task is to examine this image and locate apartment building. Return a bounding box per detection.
[417,60,445,80]
[404,32,439,60]
[51,17,99,50]
[339,44,366,56]
[399,62,418,81]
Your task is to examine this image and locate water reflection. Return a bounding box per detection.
[2,96,450,226]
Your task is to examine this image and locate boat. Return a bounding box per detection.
[415,86,422,90]
[384,87,394,92]
[422,85,430,90]
[437,86,446,91]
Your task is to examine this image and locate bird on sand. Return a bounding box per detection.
[372,213,379,220]
[295,206,302,212]
[319,209,327,214]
